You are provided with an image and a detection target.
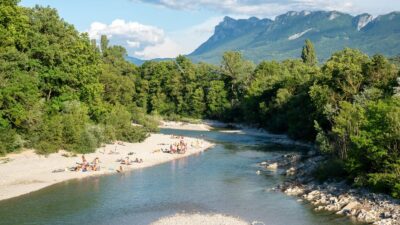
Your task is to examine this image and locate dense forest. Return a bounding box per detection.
[1,1,400,197]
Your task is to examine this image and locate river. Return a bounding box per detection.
[0,129,361,225]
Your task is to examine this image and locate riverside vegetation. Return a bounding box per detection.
[1,0,400,198]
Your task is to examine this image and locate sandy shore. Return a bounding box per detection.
[159,120,212,131]
[150,213,250,225]
[0,134,213,201]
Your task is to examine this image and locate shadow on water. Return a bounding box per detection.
[0,128,363,225]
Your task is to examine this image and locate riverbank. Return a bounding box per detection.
[160,120,312,148]
[0,133,213,201]
[259,153,400,225]
[159,120,212,131]
[150,213,250,225]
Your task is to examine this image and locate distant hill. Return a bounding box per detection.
[125,56,173,66]
[126,56,146,66]
[188,11,400,64]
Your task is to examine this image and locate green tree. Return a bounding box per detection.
[301,39,317,66]
[190,87,206,118]
[100,34,109,56]
[206,80,230,119]
[221,51,254,107]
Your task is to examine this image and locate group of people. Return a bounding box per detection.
[70,135,197,174]
[161,137,188,154]
[119,156,143,165]
[116,157,143,173]
[73,155,100,172]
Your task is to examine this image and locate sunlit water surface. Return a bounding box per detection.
[0,129,361,225]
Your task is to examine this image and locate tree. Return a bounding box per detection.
[190,88,206,118]
[206,81,230,119]
[323,48,370,102]
[100,35,109,56]
[363,54,398,92]
[301,39,317,66]
[221,51,254,107]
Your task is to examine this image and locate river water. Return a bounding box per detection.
[0,129,360,225]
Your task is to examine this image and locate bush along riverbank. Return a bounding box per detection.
[259,152,400,225]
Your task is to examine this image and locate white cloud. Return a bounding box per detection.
[168,16,223,55]
[87,17,222,60]
[137,0,360,18]
[88,19,172,59]
[127,40,141,48]
[134,38,183,59]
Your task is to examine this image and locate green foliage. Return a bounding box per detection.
[314,121,334,154]
[323,48,370,102]
[313,158,348,182]
[0,3,150,155]
[206,80,230,119]
[221,51,254,107]
[363,54,398,93]
[301,39,317,66]
[0,127,23,155]
[364,173,400,198]
[347,99,400,175]
[101,104,148,143]
[33,114,63,154]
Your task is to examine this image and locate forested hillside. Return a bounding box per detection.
[1,1,400,198]
[189,11,400,63]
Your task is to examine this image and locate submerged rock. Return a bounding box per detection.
[285,167,296,176]
[284,186,305,196]
[266,163,278,170]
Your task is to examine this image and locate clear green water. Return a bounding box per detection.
[0,129,360,225]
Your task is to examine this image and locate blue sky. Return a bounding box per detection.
[20,0,400,59]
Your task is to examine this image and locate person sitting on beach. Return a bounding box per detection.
[170,144,177,154]
[92,157,100,164]
[90,157,100,171]
[91,163,100,171]
[74,164,82,172]
[133,158,143,163]
[82,155,88,165]
[121,157,131,165]
[81,163,88,172]
[109,146,119,155]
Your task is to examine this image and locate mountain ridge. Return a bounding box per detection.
[187,10,400,64]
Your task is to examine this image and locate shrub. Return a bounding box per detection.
[313,158,348,182]
[120,126,148,143]
[33,115,63,154]
[72,128,99,153]
[0,127,23,155]
[100,104,149,143]
[130,106,159,132]
[366,173,399,198]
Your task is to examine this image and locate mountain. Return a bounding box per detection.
[189,11,400,64]
[126,56,146,66]
[126,56,173,66]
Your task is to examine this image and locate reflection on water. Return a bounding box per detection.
[0,129,361,225]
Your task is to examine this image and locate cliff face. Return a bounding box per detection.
[189,11,400,63]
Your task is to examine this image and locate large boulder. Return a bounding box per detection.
[266,163,278,170]
[357,209,378,223]
[337,201,361,215]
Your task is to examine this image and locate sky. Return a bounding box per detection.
[20,0,400,60]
